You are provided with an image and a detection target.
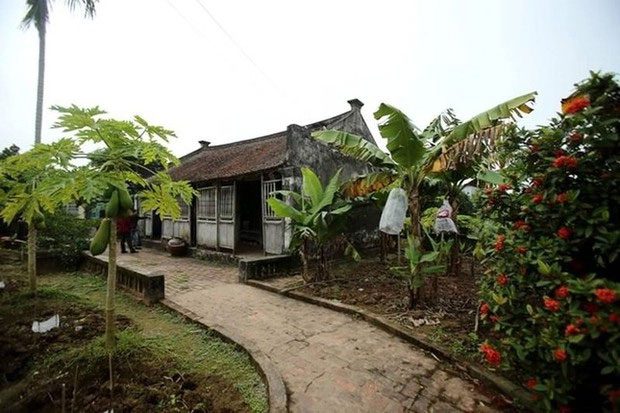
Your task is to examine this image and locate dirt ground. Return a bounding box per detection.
[0,250,256,413]
[267,256,484,361]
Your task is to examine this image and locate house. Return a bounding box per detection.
[143,99,378,255]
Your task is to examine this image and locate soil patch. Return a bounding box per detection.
[0,250,261,412]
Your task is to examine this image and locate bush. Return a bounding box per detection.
[476,72,620,411]
[39,210,99,269]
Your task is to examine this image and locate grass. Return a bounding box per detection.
[40,272,269,413]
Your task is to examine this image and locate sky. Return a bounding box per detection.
[1,0,619,156]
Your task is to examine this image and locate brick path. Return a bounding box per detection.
[106,247,498,412]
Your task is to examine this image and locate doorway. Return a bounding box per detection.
[152,212,162,240]
[237,180,263,254]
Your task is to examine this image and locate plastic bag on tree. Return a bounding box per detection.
[434,199,458,234]
[379,188,407,235]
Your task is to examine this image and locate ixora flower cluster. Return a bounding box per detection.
[477,73,620,412]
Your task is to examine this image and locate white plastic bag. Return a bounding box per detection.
[379,188,408,235]
[434,199,458,234]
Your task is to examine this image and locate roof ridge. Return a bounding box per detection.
[192,109,354,153]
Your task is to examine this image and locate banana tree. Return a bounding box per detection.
[313,92,536,305]
[267,167,357,282]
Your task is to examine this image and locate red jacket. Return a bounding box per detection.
[116,217,132,235]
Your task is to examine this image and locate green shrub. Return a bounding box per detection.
[38,210,99,268]
[476,72,620,411]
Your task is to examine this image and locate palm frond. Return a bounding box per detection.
[312,130,395,167]
[442,91,537,147]
[340,170,398,199]
[374,103,427,168]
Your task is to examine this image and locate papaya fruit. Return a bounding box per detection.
[103,185,115,199]
[105,190,120,218]
[33,211,46,230]
[118,188,133,212]
[90,218,111,255]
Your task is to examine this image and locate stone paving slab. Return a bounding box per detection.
[101,247,499,412]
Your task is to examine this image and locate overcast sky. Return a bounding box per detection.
[1,0,619,156]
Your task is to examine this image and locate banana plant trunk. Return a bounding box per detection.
[300,238,310,283]
[34,18,46,145]
[27,225,37,295]
[317,245,328,281]
[408,186,423,308]
[448,197,461,277]
[105,218,117,351]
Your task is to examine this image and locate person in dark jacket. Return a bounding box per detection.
[117,213,137,253]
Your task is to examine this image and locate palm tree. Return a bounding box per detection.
[313,93,537,306]
[22,0,97,144]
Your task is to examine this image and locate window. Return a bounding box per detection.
[198,187,216,220]
[263,179,282,221]
[66,203,79,216]
[219,186,234,219]
[177,197,190,220]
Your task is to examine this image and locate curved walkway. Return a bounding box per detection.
[109,249,497,412]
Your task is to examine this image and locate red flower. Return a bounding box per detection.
[525,377,538,390]
[516,246,527,255]
[609,388,620,404]
[595,288,618,304]
[609,313,620,324]
[532,178,543,187]
[490,315,500,323]
[565,324,580,336]
[552,155,578,169]
[554,348,567,362]
[513,220,530,231]
[498,183,510,192]
[480,343,501,366]
[555,285,570,299]
[562,94,591,114]
[554,149,566,158]
[480,303,490,315]
[557,227,572,240]
[569,131,583,144]
[544,297,561,312]
[532,194,544,204]
[555,192,569,204]
[497,273,509,286]
[584,302,599,315]
[494,235,506,252]
[559,405,572,413]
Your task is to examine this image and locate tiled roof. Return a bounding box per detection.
[169,104,375,183]
[169,132,288,183]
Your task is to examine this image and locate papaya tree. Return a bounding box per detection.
[50,105,194,358]
[313,92,537,306]
[0,138,78,294]
[267,167,357,282]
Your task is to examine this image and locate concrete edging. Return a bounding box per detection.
[161,299,288,413]
[246,279,534,411]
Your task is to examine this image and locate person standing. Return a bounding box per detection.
[117,214,136,253]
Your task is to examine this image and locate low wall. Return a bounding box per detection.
[239,255,299,282]
[81,253,165,304]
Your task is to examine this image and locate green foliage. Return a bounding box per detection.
[0,138,80,226]
[476,72,620,411]
[38,210,99,268]
[50,105,195,219]
[267,167,358,280]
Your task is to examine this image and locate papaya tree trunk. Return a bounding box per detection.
[27,225,37,295]
[105,218,117,351]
